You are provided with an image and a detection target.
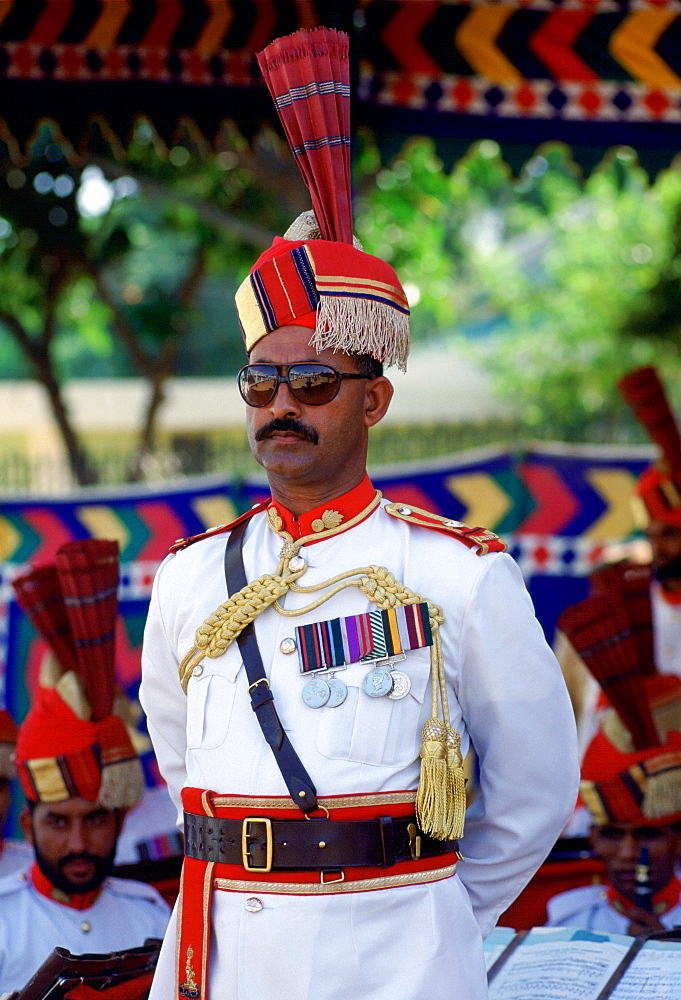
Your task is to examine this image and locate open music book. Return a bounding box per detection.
[485,926,681,1000]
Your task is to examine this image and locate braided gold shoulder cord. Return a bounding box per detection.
[177,493,464,839]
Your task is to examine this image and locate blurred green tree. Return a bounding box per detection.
[0,121,306,483]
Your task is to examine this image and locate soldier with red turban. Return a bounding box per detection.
[0,542,170,994]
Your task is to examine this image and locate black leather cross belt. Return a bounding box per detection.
[184,811,458,873]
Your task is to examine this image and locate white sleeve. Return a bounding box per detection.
[139,555,188,826]
[455,553,579,937]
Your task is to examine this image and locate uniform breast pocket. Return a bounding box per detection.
[186,652,242,750]
[315,649,431,767]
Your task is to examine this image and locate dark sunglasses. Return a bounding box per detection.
[238,363,369,407]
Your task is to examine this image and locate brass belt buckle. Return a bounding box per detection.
[242,817,273,872]
[406,822,421,861]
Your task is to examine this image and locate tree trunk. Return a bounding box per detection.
[0,303,98,487]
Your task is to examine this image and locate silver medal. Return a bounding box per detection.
[387,670,411,700]
[362,667,394,698]
[326,676,348,707]
[302,677,330,708]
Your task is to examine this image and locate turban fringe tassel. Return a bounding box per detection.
[312,296,410,373]
[644,766,681,819]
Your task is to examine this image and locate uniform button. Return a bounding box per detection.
[397,506,412,515]
[280,638,297,655]
[443,519,462,527]
[245,897,263,912]
[81,921,91,933]
[289,556,306,572]
[193,663,204,677]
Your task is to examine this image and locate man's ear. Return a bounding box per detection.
[114,807,129,838]
[19,805,34,846]
[364,376,393,429]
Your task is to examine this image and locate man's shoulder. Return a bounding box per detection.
[168,499,270,554]
[382,501,506,556]
[0,868,30,899]
[546,883,605,926]
[103,876,171,911]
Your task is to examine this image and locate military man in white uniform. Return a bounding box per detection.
[141,26,579,1000]
[2,541,170,993]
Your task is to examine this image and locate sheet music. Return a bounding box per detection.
[488,937,630,1000]
[484,927,517,971]
[610,941,681,1000]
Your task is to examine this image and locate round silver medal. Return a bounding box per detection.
[362,667,394,698]
[302,678,330,708]
[326,676,348,707]
[387,670,411,700]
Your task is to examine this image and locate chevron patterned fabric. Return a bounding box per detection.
[0,1,680,172]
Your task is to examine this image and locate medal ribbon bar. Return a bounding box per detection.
[296,602,433,674]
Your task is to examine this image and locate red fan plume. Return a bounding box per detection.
[55,539,120,722]
[618,366,681,476]
[12,564,79,674]
[558,593,659,750]
[257,27,353,244]
[589,562,654,675]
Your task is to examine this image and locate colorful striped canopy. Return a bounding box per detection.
[0,1,680,175]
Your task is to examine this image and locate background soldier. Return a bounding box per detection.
[0,540,170,993]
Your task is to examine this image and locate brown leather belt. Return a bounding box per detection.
[184,810,457,873]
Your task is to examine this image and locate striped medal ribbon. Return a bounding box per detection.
[296,604,432,707]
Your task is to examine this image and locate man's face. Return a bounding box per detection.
[647,520,681,590]
[21,797,121,895]
[590,822,680,901]
[245,325,392,497]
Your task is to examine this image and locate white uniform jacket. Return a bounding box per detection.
[141,491,579,1000]
[546,881,681,933]
[0,870,171,992]
[0,839,32,878]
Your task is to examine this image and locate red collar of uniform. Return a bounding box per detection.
[606,877,681,917]
[657,583,681,606]
[30,861,102,911]
[265,474,379,542]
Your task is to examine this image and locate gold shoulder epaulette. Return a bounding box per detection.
[384,502,506,555]
[169,500,270,554]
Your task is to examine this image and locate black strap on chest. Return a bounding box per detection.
[224,518,318,816]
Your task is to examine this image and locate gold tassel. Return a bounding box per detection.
[416,717,449,838]
[445,727,467,839]
[415,626,467,840]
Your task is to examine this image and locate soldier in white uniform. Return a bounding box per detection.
[141,26,579,1000]
[547,668,681,935]
[0,708,33,878]
[0,542,170,993]
[0,850,170,992]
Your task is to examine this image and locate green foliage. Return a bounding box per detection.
[356,137,681,442]
[3,118,681,478]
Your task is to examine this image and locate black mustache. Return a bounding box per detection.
[58,853,102,872]
[59,853,100,869]
[255,417,319,445]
